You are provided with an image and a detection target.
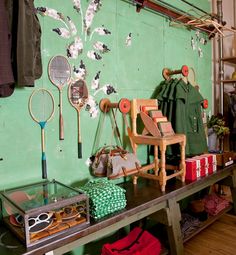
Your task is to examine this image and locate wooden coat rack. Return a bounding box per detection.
[162,65,189,80]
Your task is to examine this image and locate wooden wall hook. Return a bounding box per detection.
[162,65,189,80]
[99,98,131,114]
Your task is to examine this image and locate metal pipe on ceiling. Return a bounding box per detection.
[152,0,193,17]
[129,0,215,35]
[134,0,195,18]
[179,0,214,17]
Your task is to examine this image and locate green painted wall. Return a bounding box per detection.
[0,0,212,189]
[0,0,212,254]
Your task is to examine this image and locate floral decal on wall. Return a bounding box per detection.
[125,33,132,47]
[36,0,117,119]
[190,31,208,58]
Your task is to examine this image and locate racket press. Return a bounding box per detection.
[68,79,88,158]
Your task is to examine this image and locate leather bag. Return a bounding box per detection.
[91,146,141,179]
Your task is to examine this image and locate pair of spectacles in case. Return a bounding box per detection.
[14,212,54,234]
[56,204,86,221]
[28,212,54,233]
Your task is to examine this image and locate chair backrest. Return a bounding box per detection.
[131,99,158,135]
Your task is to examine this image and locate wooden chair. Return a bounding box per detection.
[129,99,186,192]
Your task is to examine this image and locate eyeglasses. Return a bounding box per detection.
[28,212,53,231]
[12,204,86,229]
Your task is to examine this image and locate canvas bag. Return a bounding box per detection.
[91,145,141,179]
[101,227,161,255]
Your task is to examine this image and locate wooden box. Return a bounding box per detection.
[215,152,234,167]
[0,179,89,248]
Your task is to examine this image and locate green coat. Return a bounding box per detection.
[156,78,207,156]
[5,0,42,87]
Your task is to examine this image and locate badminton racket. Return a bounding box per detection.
[68,79,88,158]
[29,88,55,179]
[48,55,71,140]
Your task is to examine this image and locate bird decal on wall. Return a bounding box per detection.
[36,0,117,119]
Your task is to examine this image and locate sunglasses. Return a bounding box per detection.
[57,204,86,221]
[62,203,86,214]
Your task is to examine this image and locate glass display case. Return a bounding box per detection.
[0,179,89,248]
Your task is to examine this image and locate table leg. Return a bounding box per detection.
[230,168,236,214]
[166,198,184,255]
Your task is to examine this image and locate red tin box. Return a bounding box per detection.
[185,154,217,181]
[201,154,217,174]
[192,156,207,177]
[185,159,200,181]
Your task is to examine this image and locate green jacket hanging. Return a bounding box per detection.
[155,78,207,156]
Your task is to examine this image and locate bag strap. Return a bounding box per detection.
[95,145,126,158]
[109,146,127,157]
[92,103,124,155]
[111,108,123,147]
[108,107,123,148]
[122,113,135,153]
[91,104,108,155]
[111,228,145,253]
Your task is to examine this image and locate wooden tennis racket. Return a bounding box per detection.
[68,79,88,158]
[29,88,55,179]
[48,55,71,140]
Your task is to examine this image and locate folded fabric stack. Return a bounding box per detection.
[180,213,201,240]
[81,178,126,219]
[204,193,230,216]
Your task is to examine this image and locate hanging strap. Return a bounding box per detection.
[91,103,109,155]
[122,113,135,153]
[92,103,123,155]
[111,108,123,147]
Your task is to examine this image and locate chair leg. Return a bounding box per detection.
[180,141,186,182]
[159,144,167,192]
[132,175,138,185]
[132,142,139,185]
[154,145,159,176]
